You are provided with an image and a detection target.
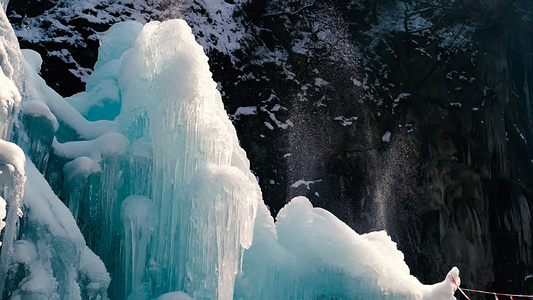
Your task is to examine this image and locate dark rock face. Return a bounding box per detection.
[7,0,533,295]
[344,1,533,293]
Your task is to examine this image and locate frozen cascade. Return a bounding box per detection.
[115,19,261,298]
[55,19,261,298]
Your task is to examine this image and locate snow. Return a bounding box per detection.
[0,8,25,89]
[264,121,275,130]
[52,132,130,161]
[259,104,290,129]
[315,77,329,86]
[382,131,392,142]
[422,267,460,300]
[237,106,257,115]
[0,139,25,175]
[514,124,528,145]
[333,115,358,126]
[185,0,247,56]
[0,67,20,105]
[394,92,411,103]
[9,0,160,81]
[21,100,59,131]
[271,103,285,112]
[62,156,98,181]
[291,179,322,190]
[229,106,257,120]
[79,247,112,299]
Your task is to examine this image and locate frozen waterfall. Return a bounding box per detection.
[0,3,461,299]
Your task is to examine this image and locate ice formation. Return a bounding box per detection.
[0,2,109,299]
[0,1,462,298]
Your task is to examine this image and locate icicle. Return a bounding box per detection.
[0,140,26,296]
[121,195,156,299]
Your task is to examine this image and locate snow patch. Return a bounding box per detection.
[382,131,392,143]
[230,106,257,120]
[291,179,322,190]
[0,139,25,175]
[333,116,358,126]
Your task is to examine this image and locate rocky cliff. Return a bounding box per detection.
[6,0,533,295]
